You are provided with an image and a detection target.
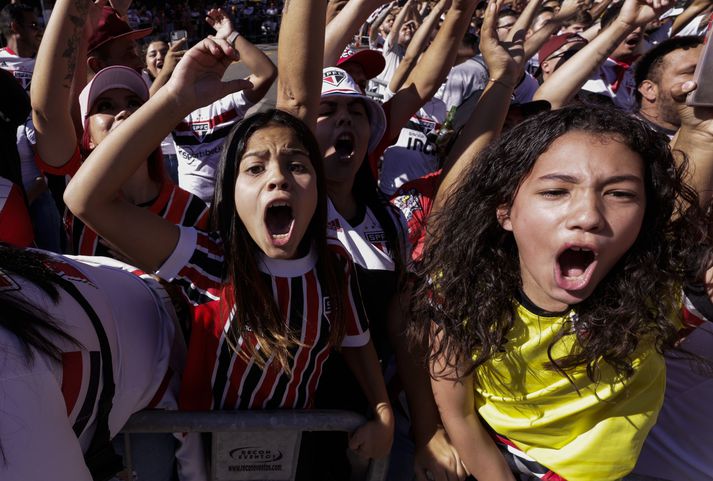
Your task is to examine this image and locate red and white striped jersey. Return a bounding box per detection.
[0,252,205,481]
[156,227,371,411]
[66,180,210,256]
[35,147,209,256]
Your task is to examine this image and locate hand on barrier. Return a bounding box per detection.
[348,402,395,459]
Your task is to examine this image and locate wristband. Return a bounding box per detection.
[227,31,240,48]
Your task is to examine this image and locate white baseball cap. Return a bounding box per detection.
[79,65,149,121]
[321,67,386,154]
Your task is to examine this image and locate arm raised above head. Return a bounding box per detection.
[31,0,97,168]
[533,0,672,109]
[384,0,477,141]
[324,0,390,67]
[276,0,327,130]
[64,38,252,272]
[434,0,525,215]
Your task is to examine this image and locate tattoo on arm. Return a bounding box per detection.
[62,1,90,89]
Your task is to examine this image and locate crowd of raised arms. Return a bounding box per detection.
[1,0,712,480]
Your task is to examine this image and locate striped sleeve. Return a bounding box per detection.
[155,226,224,306]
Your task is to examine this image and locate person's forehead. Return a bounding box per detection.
[661,45,701,71]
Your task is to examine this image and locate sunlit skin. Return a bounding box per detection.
[641,45,701,130]
[498,131,646,312]
[145,40,168,79]
[496,14,518,41]
[398,20,417,46]
[611,27,643,62]
[87,88,144,148]
[315,96,371,193]
[234,125,318,260]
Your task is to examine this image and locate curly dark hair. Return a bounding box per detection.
[212,109,347,371]
[412,106,710,381]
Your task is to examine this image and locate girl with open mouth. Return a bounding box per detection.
[410,0,712,480]
[63,9,395,477]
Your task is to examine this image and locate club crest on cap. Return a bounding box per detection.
[340,47,356,60]
[323,69,346,87]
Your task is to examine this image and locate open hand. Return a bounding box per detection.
[480,0,525,83]
[205,8,235,39]
[166,36,252,112]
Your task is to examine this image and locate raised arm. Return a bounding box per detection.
[384,0,477,141]
[386,0,417,49]
[388,0,451,92]
[588,0,614,21]
[276,0,326,129]
[671,0,712,36]
[369,2,397,47]
[510,0,543,41]
[31,0,96,167]
[148,39,187,97]
[522,0,588,60]
[435,0,524,214]
[324,0,389,67]
[206,8,277,104]
[64,39,252,272]
[533,0,670,109]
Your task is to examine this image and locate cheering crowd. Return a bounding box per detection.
[1,0,712,480]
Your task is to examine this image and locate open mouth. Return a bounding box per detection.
[624,35,641,47]
[334,133,355,160]
[265,202,294,246]
[555,246,598,291]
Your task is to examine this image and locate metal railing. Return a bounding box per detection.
[122,409,388,481]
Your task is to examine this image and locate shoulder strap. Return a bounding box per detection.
[56,276,124,481]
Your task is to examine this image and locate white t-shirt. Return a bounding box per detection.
[677,13,710,37]
[172,91,254,202]
[435,56,489,114]
[0,47,35,92]
[0,253,205,481]
[371,36,407,99]
[326,199,396,272]
[379,91,447,195]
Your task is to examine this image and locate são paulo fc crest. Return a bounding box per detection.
[323,69,346,87]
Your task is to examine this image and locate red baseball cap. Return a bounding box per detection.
[538,33,587,63]
[336,46,386,81]
[88,7,153,53]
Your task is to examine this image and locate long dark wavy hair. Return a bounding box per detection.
[412,106,711,381]
[212,109,347,371]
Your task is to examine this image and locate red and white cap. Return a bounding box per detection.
[79,65,149,120]
[336,46,386,81]
[321,67,386,154]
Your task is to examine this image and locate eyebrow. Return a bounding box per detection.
[537,174,643,184]
[243,147,309,158]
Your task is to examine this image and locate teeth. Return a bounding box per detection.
[271,233,289,239]
[270,202,289,208]
[571,247,591,252]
